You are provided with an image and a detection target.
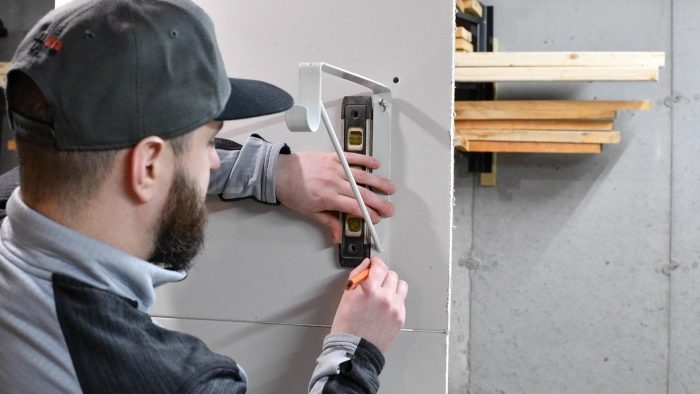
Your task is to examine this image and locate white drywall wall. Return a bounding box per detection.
[148,1,455,392]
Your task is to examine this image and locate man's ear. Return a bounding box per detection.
[128,136,170,203]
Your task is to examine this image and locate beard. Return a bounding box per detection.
[148,169,207,272]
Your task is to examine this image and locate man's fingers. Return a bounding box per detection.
[344,152,380,170]
[382,270,399,290]
[311,212,342,244]
[364,257,389,288]
[332,185,393,221]
[334,196,382,223]
[350,169,396,195]
[397,280,408,301]
[349,258,371,277]
[355,187,394,219]
[329,222,341,244]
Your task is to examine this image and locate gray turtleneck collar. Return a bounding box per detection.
[2,189,185,311]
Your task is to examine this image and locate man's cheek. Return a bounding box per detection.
[199,173,210,198]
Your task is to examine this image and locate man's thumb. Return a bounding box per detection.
[312,212,341,244]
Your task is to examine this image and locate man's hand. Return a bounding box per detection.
[330,257,407,352]
[275,152,395,243]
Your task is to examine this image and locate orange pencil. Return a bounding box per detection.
[345,267,370,290]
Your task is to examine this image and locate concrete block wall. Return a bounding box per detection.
[450,1,700,392]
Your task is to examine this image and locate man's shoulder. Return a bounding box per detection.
[52,273,247,393]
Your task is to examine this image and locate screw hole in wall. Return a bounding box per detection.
[393,77,399,84]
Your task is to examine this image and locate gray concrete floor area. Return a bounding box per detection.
[450,0,700,393]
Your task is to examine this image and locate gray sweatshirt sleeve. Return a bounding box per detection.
[207,135,290,204]
[309,333,385,394]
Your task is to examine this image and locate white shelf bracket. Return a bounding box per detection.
[285,62,392,253]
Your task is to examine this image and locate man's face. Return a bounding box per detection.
[147,121,222,271]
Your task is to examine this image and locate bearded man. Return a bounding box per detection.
[0,0,407,392]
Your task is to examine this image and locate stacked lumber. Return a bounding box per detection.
[454,52,665,82]
[453,100,650,154]
[455,27,473,53]
[456,0,482,17]
[0,62,9,87]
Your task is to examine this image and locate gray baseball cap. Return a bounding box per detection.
[6,0,293,150]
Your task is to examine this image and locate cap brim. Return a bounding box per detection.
[215,78,293,121]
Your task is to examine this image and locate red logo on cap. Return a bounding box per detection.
[43,35,63,53]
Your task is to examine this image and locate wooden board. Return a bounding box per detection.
[454,51,666,68]
[455,66,659,82]
[460,140,602,154]
[0,62,8,87]
[455,38,474,52]
[456,0,482,17]
[455,26,472,42]
[456,100,650,112]
[455,129,622,144]
[455,119,615,131]
[456,107,616,120]
[454,100,648,120]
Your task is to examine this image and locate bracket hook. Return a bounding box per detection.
[285,63,391,252]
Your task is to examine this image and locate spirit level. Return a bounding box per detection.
[285,62,392,268]
[339,96,373,267]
